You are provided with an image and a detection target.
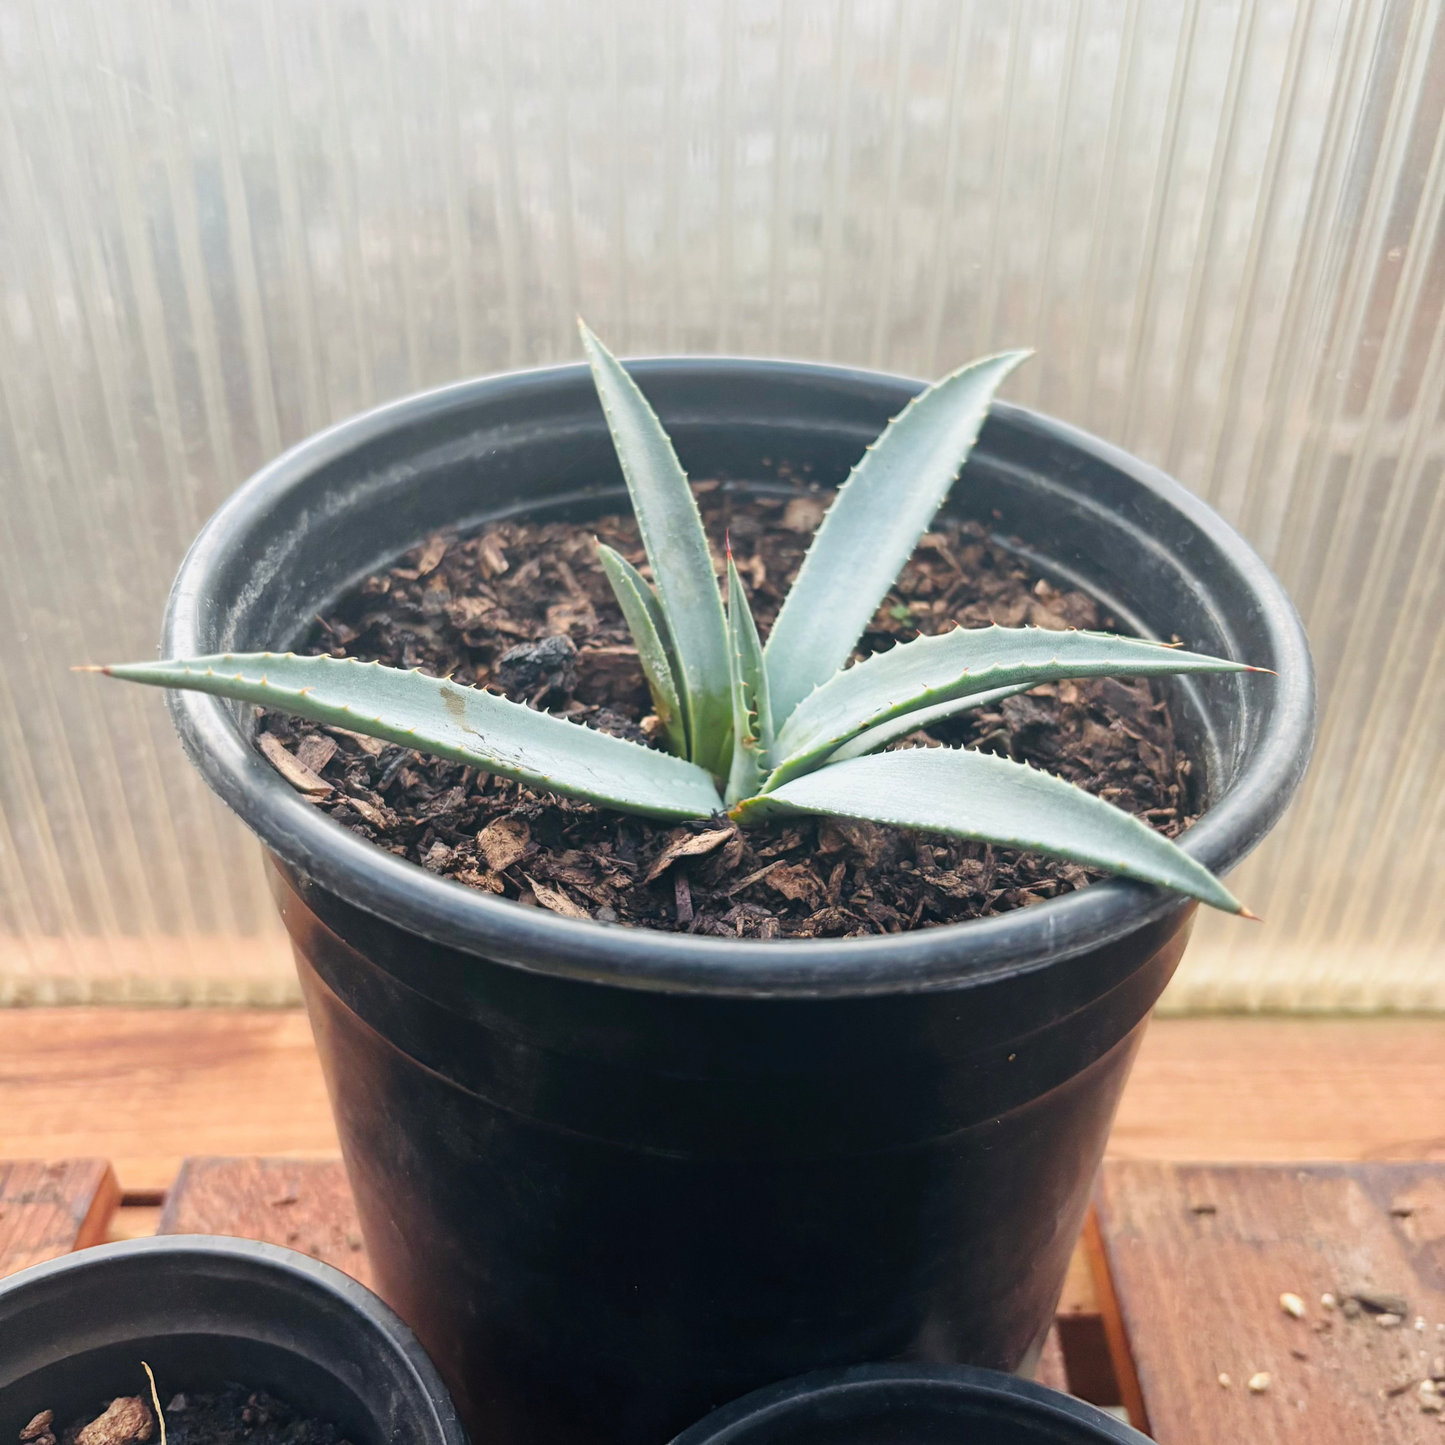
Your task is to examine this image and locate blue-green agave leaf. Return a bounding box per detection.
[579,321,733,777]
[596,542,688,757]
[825,683,1036,762]
[767,625,1259,788]
[724,553,774,806]
[90,652,723,820]
[732,746,1243,913]
[762,350,1030,723]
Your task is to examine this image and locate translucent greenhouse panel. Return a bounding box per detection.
[0,0,1441,1007]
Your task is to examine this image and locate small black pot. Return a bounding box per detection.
[159,360,1313,1445]
[667,1363,1149,1444]
[0,1236,466,1445]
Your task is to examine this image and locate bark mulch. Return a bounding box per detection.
[22,1387,349,1445]
[257,486,1199,939]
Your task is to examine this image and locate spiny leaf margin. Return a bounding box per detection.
[825,683,1036,762]
[733,745,1243,914]
[767,625,1259,788]
[724,552,773,806]
[596,542,688,757]
[762,349,1031,723]
[578,321,733,777]
[91,652,724,820]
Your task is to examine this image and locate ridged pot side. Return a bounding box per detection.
[162,359,1313,1445]
[273,855,1190,1444]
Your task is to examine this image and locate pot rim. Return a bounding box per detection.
[0,1235,466,1445]
[162,356,1314,998]
[664,1361,1149,1443]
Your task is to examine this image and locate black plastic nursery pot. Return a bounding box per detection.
[0,1235,465,1445]
[160,359,1314,1445]
[667,1362,1150,1444]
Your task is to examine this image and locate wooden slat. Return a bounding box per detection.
[158,1157,370,1287]
[4,1008,1443,1428]
[0,1159,119,1276]
[1034,1323,1070,1393]
[1057,1232,1099,1317]
[1093,1161,1445,1444]
[0,1009,338,1192]
[1108,1017,1445,1163]
[1054,1311,1122,1412]
[4,1013,1443,1195]
[1083,1206,1147,1431]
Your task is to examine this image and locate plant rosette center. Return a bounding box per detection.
[89,325,1268,934]
[253,498,1202,938]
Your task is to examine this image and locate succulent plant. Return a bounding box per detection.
[89,323,1267,916]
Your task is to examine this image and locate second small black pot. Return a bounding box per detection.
[160,359,1314,1445]
[667,1363,1150,1444]
[0,1236,465,1445]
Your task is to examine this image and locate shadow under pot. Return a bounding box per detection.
[0,1236,465,1445]
[159,359,1315,1445]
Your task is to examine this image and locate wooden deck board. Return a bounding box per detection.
[1034,1324,1070,1393]
[1109,1017,1445,1164]
[159,1156,371,1287]
[1094,1161,1445,1444]
[0,1009,337,1191]
[2,1011,1440,1193]
[8,1152,1445,1433]
[0,1159,119,1277]
[2,1007,1441,1422]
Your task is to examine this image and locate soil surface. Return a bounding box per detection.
[258,486,1199,938]
[22,1387,349,1445]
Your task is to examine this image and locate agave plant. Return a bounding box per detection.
[89,323,1267,916]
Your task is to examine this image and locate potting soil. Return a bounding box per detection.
[22,1387,350,1445]
[258,488,1200,938]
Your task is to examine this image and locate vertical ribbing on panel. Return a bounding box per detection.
[0,0,1440,1008]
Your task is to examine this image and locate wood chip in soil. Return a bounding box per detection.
[257,488,1202,939]
[33,1386,350,1445]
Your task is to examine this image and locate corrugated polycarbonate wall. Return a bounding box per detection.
[1,0,1441,1008]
